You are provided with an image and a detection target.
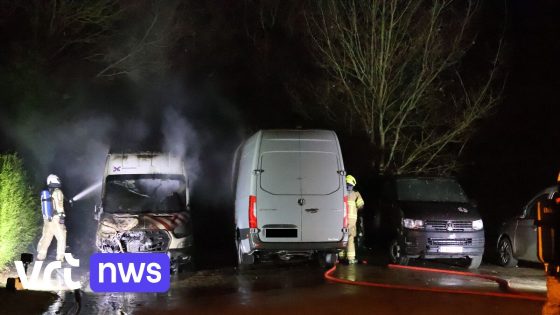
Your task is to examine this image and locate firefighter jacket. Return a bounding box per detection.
[347,190,364,221]
[51,188,64,215]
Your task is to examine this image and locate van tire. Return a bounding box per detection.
[319,251,337,268]
[467,255,482,269]
[389,239,409,265]
[236,248,254,270]
[235,231,254,269]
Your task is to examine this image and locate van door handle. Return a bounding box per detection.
[305,208,319,213]
[298,198,305,206]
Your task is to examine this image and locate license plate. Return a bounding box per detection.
[439,246,463,253]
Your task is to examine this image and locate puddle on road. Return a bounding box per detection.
[41,262,547,314]
[43,262,326,314]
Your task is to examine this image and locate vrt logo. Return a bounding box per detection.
[14,253,81,290]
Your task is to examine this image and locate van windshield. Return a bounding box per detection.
[396,178,468,203]
[103,175,186,213]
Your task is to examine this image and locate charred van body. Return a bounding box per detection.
[95,152,193,272]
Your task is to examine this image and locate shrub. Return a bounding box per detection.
[0,153,40,269]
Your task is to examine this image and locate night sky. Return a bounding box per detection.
[461,0,560,229]
[1,0,560,250]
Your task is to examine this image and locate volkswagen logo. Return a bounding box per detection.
[458,207,468,213]
[446,221,453,231]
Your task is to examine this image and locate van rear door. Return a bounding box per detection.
[258,148,302,242]
[300,149,344,242]
[256,131,345,243]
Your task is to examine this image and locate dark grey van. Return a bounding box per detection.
[363,177,485,269]
[233,130,348,267]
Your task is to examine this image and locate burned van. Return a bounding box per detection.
[233,130,348,267]
[94,152,193,272]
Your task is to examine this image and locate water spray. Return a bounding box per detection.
[71,182,102,203]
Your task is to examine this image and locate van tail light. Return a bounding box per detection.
[249,195,257,228]
[343,195,349,228]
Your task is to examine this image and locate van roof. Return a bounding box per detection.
[260,129,336,141]
[106,152,185,176]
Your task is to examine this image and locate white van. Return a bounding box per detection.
[233,130,348,267]
[94,152,193,272]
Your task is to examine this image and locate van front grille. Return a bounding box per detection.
[428,238,472,246]
[425,220,473,231]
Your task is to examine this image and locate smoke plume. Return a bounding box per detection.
[162,106,201,184]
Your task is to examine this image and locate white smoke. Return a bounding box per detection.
[162,106,202,185]
[5,114,115,192]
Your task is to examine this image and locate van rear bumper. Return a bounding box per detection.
[241,228,348,252]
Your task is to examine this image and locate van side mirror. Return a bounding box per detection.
[94,204,102,221]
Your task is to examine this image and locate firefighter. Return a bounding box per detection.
[340,174,365,264]
[37,174,67,261]
[542,172,560,315]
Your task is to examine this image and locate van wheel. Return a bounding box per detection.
[467,255,482,269]
[236,235,254,269]
[497,236,517,267]
[319,251,337,268]
[389,239,409,265]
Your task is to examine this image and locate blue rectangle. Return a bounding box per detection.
[90,253,170,292]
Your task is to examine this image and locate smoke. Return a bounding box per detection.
[0,0,248,266]
[4,114,116,194]
[162,106,202,184]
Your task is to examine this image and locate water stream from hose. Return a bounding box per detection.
[71,182,102,202]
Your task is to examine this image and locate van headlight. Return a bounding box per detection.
[472,219,484,230]
[403,218,424,229]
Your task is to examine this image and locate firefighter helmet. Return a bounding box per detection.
[346,175,357,186]
[46,174,61,188]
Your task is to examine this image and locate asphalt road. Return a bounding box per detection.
[42,259,547,315]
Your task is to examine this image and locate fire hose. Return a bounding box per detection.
[324,263,546,302]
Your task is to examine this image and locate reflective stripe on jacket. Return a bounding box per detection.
[347,190,364,220]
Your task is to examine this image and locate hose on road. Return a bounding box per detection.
[324,263,546,302]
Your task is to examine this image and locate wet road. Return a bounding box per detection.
[45,260,547,315]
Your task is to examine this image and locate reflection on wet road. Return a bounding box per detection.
[45,260,547,315]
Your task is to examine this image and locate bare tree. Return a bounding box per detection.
[19,0,121,59]
[94,0,186,79]
[305,0,504,174]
